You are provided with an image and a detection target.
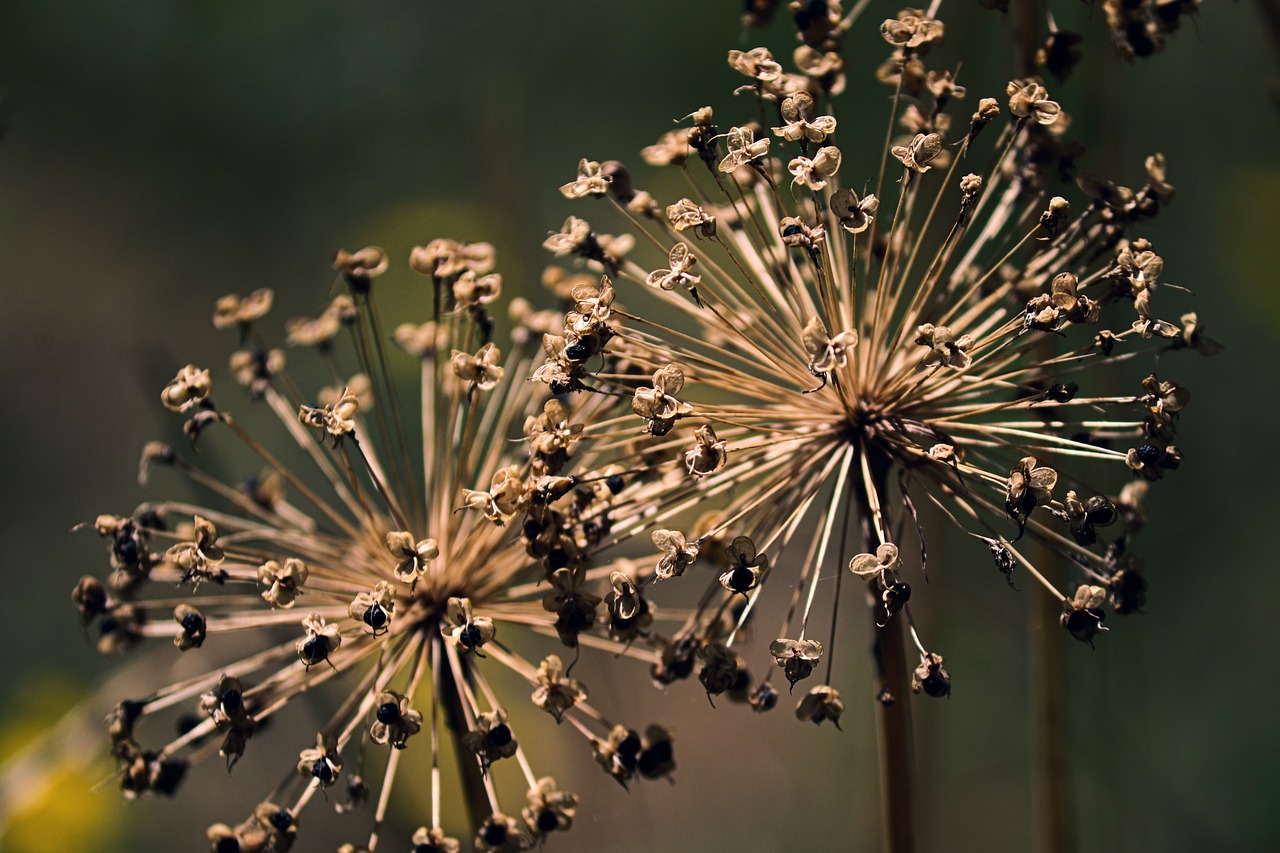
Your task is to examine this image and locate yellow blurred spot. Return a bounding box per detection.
[0,677,124,853]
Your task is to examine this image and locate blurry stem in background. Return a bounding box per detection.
[1011,4,1078,851]
[1255,0,1280,57]
[1014,0,1042,81]
[1032,549,1077,853]
[1254,0,1280,109]
[857,451,915,853]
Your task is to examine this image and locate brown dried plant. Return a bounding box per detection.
[74,244,675,852]
[521,1,1219,847]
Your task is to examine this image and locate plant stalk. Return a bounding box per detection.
[872,612,915,853]
[438,652,490,833]
[856,446,915,853]
[1032,549,1076,853]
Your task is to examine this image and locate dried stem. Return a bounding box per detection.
[1014,0,1042,78]
[857,448,915,853]
[872,613,915,853]
[437,645,489,833]
[1032,546,1076,853]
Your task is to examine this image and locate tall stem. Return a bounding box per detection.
[872,612,915,853]
[1032,548,1076,853]
[1014,0,1042,78]
[1018,31,1077,828]
[437,650,490,833]
[856,446,915,853]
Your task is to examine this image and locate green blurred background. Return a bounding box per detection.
[1,1,1276,850]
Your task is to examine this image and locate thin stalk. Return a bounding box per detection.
[436,642,489,832]
[1032,542,1076,853]
[872,596,914,853]
[856,447,915,853]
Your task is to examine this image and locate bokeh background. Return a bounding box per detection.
[1,1,1276,851]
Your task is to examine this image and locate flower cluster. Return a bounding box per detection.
[76,243,674,850]
[71,3,1219,849]
[523,3,1215,725]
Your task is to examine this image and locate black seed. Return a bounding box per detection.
[221,689,242,712]
[114,537,139,565]
[137,510,165,530]
[488,724,513,748]
[481,823,508,846]
[1085,497,1117,526]
[152,759,187,795]
[921,673,950,698]
[1109,570,1147,615]
[546,549,569,571]
[782,223,803,237]
[728,566,755,592]
[616,732,642,767]
[606,474,625,494]
[376,702,400,724]
[1072,523,1097,547]
[638,741,673,774]
[1127,22,1155,56]
[301,636,329,663]
[181,612,204,636]
[565,342,590,361]
[311,760,334,783]
[1136,443,1161,463]
[537,808,560,833]
[556,604,592,637]
[269,809,292,831]
[1046,382,1078,403]
[660,636,698,680]
[459,624,484,649]
[215,838,241,853]
[751,683,779,712]
[362,605,388,630]
[1062,608,1105,643]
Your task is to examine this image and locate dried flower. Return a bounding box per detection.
[529,3,1212,780]
[462,708,519,770]
[719,126,770,173]
[560,158,611,199]
[531,655,586,723]
[258,557,308,608]
[652,529,699,580]
[160,364,211,413]
[774,92,837,142]
[769,638,824,690]
[796,685,844,729]
[1102,0,1202,60]
[522,777,579,839]
[74,243,672,848]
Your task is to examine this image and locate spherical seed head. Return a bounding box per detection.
[81,240,681,846]
[526,0,1211,767]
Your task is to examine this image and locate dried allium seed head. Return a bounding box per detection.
[527,2,1212,775]
[78,242,675,848]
